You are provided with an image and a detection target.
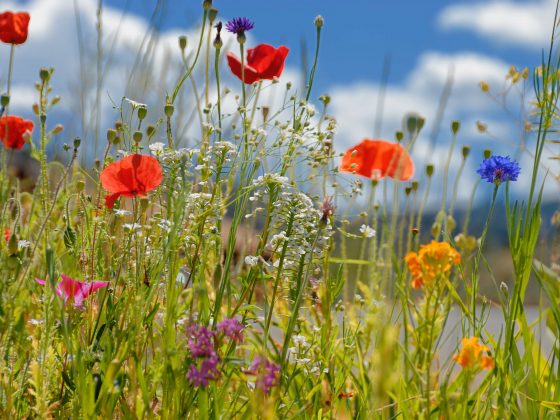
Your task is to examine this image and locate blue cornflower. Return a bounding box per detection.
[225,17,254,35]
[477,155,521,185]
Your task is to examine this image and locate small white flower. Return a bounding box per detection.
[124,97,147,108]
[18,240,31,249]
[123,223,142,231]
[360,224,376,238]
[244,255,259,266]
[149,142,166,155]
[114,209,131,217]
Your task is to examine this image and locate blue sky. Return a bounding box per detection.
[3,0,559,204]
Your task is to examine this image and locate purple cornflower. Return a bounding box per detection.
[225,17,254,35]
[186,324,216,358]
[249,357,280,395]
[477,155,521,185]
[217,318,244,344]
[187,356,221,387]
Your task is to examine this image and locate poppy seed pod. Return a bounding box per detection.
[395,131,403,142]
[137,106,147,121]
[107,129,117,144]
[73,137,81,149]
[133,131,143,143]
[178,35,187,51]
[208,8,218,23]
[1,94,9,107]
[164,104,174,117]
[451,120,460,134]
[426,164,434,177]
[483,149,492,159]
[39,67,50,82]
[462,145,470,159]
[146,125,156,137]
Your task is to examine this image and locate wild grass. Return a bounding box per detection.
[0,1,559,418]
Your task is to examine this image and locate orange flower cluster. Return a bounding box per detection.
[405,241,461,288]
[453,337,494,370]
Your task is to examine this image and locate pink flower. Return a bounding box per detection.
[35,274,109,308]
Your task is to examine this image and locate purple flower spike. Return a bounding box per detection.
[187,356,220,387]
[477,155,521,185]
[225,17,254,35]
[186,324,216,358]
[249,356,280,395]
[217,318,245,344]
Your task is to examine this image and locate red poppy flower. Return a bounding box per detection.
[339,139,414,181]
[0,116,34,150]
[227,44,289,84]
[3,228,11,242]
[100,154,163,209]
[0,11,30,45]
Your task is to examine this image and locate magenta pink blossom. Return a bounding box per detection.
[35,274,109,308]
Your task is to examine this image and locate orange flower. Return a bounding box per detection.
[339,139,414,181]
[453,336,494,370]
[405,241,460,288]
[0,11,30,45]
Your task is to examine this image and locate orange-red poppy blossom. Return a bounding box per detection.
[0,11,30,45]
[339,139,414,181]
[227,44,289,84]
[0,116,34,150]
[100,154,163,209]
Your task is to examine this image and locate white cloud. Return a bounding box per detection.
[438,0,556,49]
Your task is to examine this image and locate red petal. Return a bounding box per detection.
[226,52,260,84]
[0,116,34,150]
[340,139,414,181]
[104,192,121,209]
[100,154,162,196]
[0,11,30,45]
[247,44,289,80]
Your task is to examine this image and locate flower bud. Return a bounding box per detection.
[208,7,218,23]
[39,67,50,82]
[447,215,456,231]
[40,114,47,125]
[405,186,412,196]
[8,232,18,255]
[133,131,143,143]
[314,15,324,28]
[1,94,9,107]
[51,96,61,106]
[178,35,187,51]
[395,131,403,142]
[73,137,81,149]
[76,180,85,193]
[451,120,460,134]
[115,120,123,131]
[411,180,419,191]
[426,164,434,177]
[483,149,492,159]
[137,106,147,121]
[479,81,490,92]
[107,128,117,144]
[32,103,39,115]
[52,124,64,135]
[164,104,174,117]
[146,125,156,137]
[203,0,212,10]
[461,145,470,159]
[431,222,440,238]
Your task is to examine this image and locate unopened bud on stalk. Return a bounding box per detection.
[447,215,456,231]
[146,125,156,137]
[483,149,492,159]
[133,131,143,143]
[137,106,147,121]
[39,67,50,82]
[95,159,101,170]
[203,0,212,10]
[214,22,223,49]
[500,281,509,297]
[462,145,470,159]
[405,186,412,196]
[73,137,81,149]
[8,233,18,255]
[314,15,324,28]
[140,197,150,212]
[431,222,440,238]
[52,124,64,134]
[164,104,174,117]
[208,7,218,23]
[107,128,117,144]
[479,81,490,92]
[451,120,460,134]
[411,181,419,191]
[426,164,434,177]
[51,96,61,106]
[115,120,123,131]
[76,180,85,193]
[178,35,187,51]
[395,131,403,142]
[1,94,9,107]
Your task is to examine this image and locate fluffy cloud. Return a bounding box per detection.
[437,0,556,49]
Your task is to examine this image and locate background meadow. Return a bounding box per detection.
[0,0,559,418]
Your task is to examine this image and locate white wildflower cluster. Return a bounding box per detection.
[360,224,376,238]
[149,142,192,165]
[287,333,328,376]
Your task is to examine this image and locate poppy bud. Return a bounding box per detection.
[137,106,148,121]
[95,159,101,170]
[462,145,470,159]
[63,143,70,152]
[107,129,117,145]
[53,124,64,135]
[395,131,403,142]
[32,103,39,115]
[209,8,218,23]
[483,149,492,159]
[40,114,47,125]
[314,15,324,28]
[133,131,143,143]
[115,120,123,131]
[164,104,174,117]
[8,233,18,255]
[146,125,156,138]
[51,96,61,106]
[178,35,187,51]
[203,0,212,10]
[451,120,460,134]
[1,94,9,107]
[39,67,50,82]
[426,164,434,177]
[411,181,419,191]
[76,180,85,193]
[73,137,81,149]
[405,186,412,196]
